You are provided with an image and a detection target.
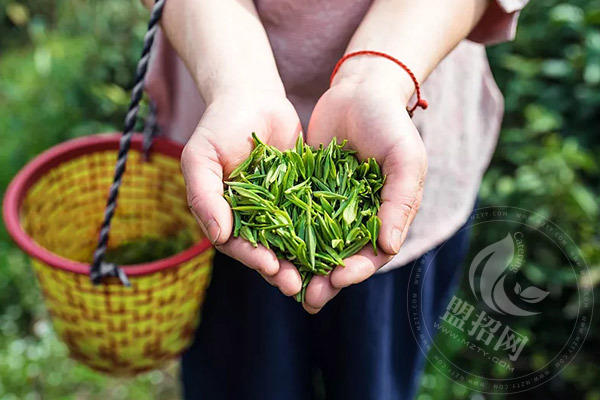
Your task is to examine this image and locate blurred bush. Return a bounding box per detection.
[419,1,600,399]
[0,0,599,399]
[0,1,179,399]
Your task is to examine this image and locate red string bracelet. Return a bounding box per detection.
[330,50,428,117]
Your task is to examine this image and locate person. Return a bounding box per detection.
[141,0,528,398]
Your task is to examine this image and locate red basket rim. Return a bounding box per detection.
[2,133,212,276]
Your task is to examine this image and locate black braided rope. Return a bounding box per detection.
[90,0,165,285]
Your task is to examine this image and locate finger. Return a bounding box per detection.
[400,175,425,244]
[261,260,303,297]
[216,237,280,277]
[303,303,321,314]
[181,131,232,246]
[265,120,303,151]
[330,246,394,289]
[303,275,341,313]
[377,135,427,255]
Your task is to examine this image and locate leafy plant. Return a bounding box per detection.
[419,1,600,399]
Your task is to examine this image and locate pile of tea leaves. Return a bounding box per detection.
[104,230,194,265]
[224,133,384,302]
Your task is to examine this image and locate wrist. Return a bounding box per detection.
[200,78,286,105]
[204,85,290,113]
[330,54,419,106]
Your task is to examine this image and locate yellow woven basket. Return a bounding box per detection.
[3,133,214,375]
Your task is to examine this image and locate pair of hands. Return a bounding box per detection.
[181,77,427,313]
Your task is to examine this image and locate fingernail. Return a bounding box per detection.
[205,219,221,244]
[303,303,321,314]
[390,228,402,254]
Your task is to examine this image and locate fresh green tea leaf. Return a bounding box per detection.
[224,133,385,302]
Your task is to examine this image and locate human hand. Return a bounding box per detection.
[181,90,304,297]
[302,76,428,313]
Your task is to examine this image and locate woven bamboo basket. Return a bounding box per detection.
[3,133,214,375]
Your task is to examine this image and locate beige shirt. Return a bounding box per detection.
[147,0,528,272]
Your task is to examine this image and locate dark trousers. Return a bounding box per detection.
[181,223,471,400]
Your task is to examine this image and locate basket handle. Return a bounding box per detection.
[90,0,166,286]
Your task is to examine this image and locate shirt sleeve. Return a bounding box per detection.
[467,0,529,45]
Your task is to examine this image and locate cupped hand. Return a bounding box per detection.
[181,90,304,297]
[302,79,428,313]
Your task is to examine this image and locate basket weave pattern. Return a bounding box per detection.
[32,254,212,374]
[12,139,214,375]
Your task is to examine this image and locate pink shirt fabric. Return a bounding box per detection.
[147,0,528,272]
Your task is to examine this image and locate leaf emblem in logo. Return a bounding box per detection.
[514,283,550,303]
[469,233,549,316]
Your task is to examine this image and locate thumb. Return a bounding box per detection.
[377,138,427,255]
[181,133,232,246]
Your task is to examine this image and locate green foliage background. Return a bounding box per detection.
[0,1,598,399]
